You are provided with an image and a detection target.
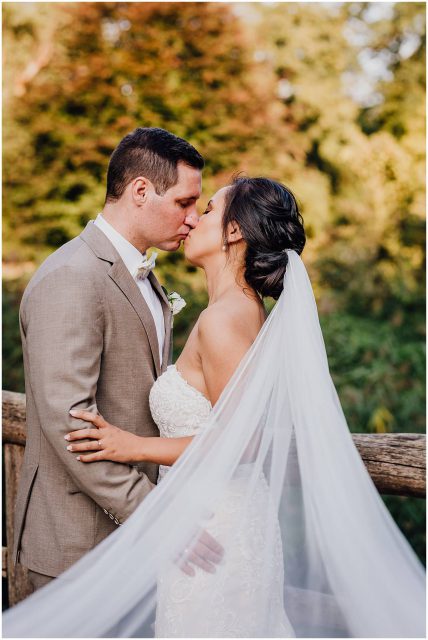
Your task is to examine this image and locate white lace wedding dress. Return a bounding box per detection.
[149,365,295,638]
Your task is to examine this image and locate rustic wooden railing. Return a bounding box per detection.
[3,391,33,607]
[2,390,426,608]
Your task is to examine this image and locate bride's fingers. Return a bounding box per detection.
[193,542,223,564]
[64,428,100,441]
[187,550,216,574]
[69,410,105,427]
[66,440,102,452]
[199,530,224,558]
[175,547,211,575]
[178,561,195,577]
[76,451,106,463]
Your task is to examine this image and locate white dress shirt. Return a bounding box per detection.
[94,214,165,366]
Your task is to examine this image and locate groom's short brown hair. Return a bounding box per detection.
[105,127,204,203]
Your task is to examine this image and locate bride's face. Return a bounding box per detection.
[183,186,230,266]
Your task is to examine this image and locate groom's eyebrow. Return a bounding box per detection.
[177,195,199,203]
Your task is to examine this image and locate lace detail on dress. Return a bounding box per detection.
[149,365,212,481]
[149,365,295,638]
[155,467,295,638]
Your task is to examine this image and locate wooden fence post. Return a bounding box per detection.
[4,443,33,605]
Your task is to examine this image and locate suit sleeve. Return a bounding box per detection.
[21,265,154,524]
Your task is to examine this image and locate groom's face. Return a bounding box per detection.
[144,162,202,252]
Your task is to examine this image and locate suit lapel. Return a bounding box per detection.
[108,261,162,376]
[80,222,162,376]
[148,271,173,373]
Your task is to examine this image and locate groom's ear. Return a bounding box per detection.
[226,221,243,245]
[132,176,149,206]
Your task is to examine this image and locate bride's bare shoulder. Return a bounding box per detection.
[196,294,264,403]
[197,293,265,349]
[197,301,253,405]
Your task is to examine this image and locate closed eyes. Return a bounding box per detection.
[201,198,213,216]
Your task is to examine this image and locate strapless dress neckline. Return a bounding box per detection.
[166,364,212,408]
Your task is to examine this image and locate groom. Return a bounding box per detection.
[14,127,217,590]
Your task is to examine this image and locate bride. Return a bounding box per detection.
[3,177,425,638]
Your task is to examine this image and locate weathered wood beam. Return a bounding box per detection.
[2,390,426,497]
[352,433,425,498]
[2,390,26,445]
[2,546,8,578]
[4,443,34,604]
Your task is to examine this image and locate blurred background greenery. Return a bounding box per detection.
[2,2,425,562]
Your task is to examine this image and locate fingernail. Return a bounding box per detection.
[69,410,78,416]
[64,435,70,441]
[76,456,80,461]
[66,445,72,451]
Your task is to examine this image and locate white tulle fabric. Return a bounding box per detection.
[150,365,294,636]
[3,250,425,638]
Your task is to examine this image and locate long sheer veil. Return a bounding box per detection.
[3,249,425,638]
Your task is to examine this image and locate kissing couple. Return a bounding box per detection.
[5,128,425,638]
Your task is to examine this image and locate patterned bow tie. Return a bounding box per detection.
[133,251,158,280]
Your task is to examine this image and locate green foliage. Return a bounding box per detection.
[2,280,25,393]
[382,494,426,567]
[320,312,425,435]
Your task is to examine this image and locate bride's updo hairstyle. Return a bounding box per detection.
[222,176,306,300]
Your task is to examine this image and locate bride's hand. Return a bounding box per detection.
[65,410,142,464]
[176,529,224,577]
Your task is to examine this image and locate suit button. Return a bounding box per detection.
[114,518,119,525]
[109,513,114,520]
[103,509,108,514]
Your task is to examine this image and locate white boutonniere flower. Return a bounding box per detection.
[166,291,186,327]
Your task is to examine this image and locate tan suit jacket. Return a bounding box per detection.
[13,221,172,577]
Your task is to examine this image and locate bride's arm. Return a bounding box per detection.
[137,435,194,465]
[64,411,194,465]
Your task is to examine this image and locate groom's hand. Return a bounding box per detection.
[178,530,224,577]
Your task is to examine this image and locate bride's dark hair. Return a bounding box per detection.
[222,176,306,300]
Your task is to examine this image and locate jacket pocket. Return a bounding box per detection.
[13,463,39,563]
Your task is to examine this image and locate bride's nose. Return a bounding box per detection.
[185,209,199,229]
